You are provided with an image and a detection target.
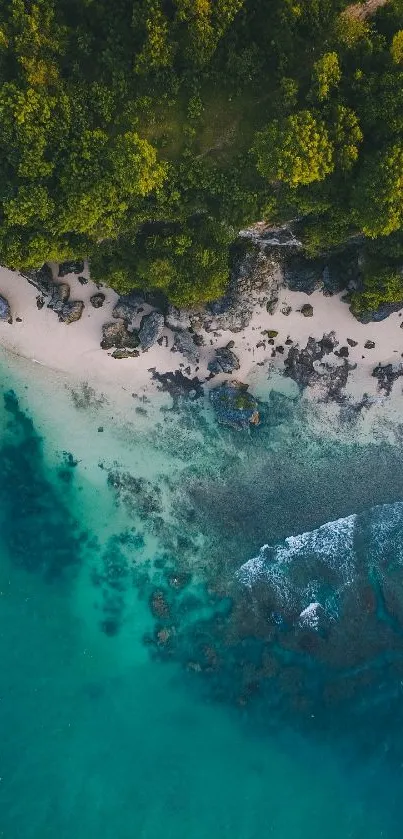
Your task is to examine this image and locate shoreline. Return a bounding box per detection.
[0,262,402,434]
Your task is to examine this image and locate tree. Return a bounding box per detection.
[391,30,403,63]
[352,144,403,237]
[253,110,334,188]
[312,52,341,101]
[332,105,363,170]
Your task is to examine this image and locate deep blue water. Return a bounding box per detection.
[1,359,403,838]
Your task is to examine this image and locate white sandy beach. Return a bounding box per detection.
[0,262,402,435]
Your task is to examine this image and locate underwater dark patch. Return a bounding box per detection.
[0,390,84,579]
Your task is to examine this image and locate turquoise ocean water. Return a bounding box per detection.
[1,352,403,838]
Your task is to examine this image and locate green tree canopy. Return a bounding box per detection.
[253,111,335,188]
[353,144,403,237]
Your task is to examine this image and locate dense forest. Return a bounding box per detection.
[0,0,403,311]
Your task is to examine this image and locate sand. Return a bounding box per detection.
[0,263,401,423]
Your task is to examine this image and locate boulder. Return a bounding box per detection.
[101,321,140,351]
[112,299,138,322]
[139,311,165,350]
[58,260,85,277]
[90,293,105,308]
[172,330,199,364]
[0,294,11,321]
[111,348,140,359]
[48,282,70,313]
[165,305,191,331]
[364,340,375,349]
[21,264,53,296]
[208,346,240,375]
[58,301,85,324]
[209,381,260,429]
[300,303,314,317]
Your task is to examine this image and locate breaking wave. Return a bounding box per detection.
[237,502,403,630]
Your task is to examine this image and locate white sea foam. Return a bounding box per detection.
[237,514,357,618]
[298,602,323,630]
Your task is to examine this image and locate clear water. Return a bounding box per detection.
[0,353,403,839]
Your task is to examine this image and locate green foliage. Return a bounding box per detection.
[312,52,341,101]
[253,111,334,187]
[350,265,403,315]
[0,0,401,310]
[90,218,232,307]
[332,105,363,170]
[353,144,403,236]
[391,29,403,62]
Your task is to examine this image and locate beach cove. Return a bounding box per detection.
[0,249,403,838]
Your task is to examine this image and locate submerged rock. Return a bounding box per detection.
[139,311,165,350]
[208,346,240,375]
[0,294,11,321]
[101,321,140,350]
[151,370,204,403]
[210,381,260,429]
[372,363,403,396]
[58,259,85,277]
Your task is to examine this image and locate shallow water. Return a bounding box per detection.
[0,354,403,838]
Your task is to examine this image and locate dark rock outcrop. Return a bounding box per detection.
[58,260,85,277]
[58,301,85,324]
[202,239,282,333]
[372,363,403,396]
[284,255,323,295]
[352,301,403,324]
[0,295,11,321]
[101,321,140,350]
[90,293,105,308]
[284,337,324,389]
[47,282,70,314]
[151,370,204,403]
[209,381,260,429]
[139,311,165,350]
[208,346,240,375]
[112,299,138,323]
[165,305,191,331]
[172,330,199,364]
[284,332,352,400]
[111,348,140,359]
[21,264,53,296]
